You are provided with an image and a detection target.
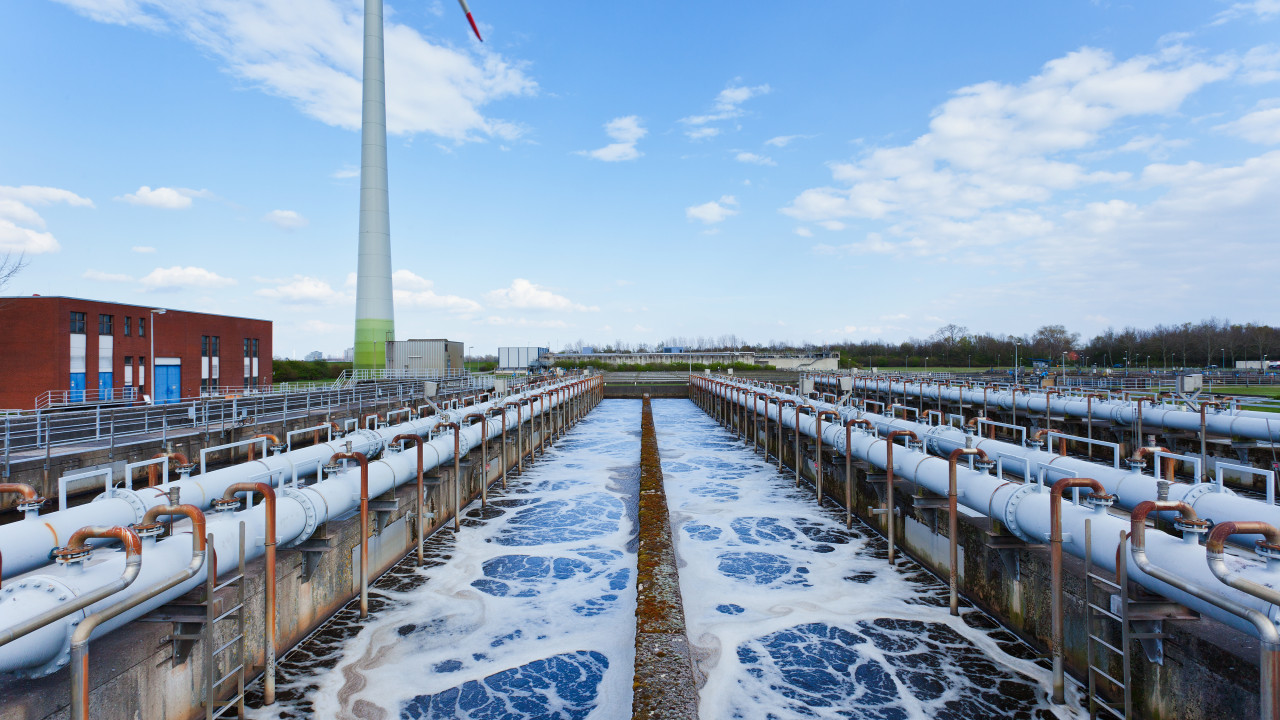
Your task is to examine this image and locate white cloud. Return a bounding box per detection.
[116,186,211,209]
[1242,46,1280,84]
[53,0,537,142]
[485,278,597,311]
[263,209,309,230]
[765,135,804,147]
[255,275,335,303]
[483,316,567,328]
[794,227,813,237]
[736,152,776,166]
[140,266,237,290]
[818,220,847,231]
[393,269,482,313]
[82,269,134,282]
[331,165,360,179]
[0,185,94,254]
[1216,103,1280,144]
[579,115,647,162]
[681,81,771,139]
[131,245,156,253]
[1212,0,1280,26]
[782,45,1233,257]
[686,195,739,224]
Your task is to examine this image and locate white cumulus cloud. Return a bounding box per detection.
[686,195,739,224]
[140,266,237,290]
[393,269,482,313]
[131,245,156,253]
[53,0,537,142]
[579,116,647,162]
[736,152,776,166]
[255,275,336,303]
[82,269,134,282]
[485,278,597,311]
[0,185,94,254]
[117,186,211,209]
[1216,104,1280,144]
[681,81,771,139]
[263,209,309,230]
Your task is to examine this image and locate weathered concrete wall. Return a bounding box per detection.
[633,396,699,719]
[693,391,1260,720]
[606,384,688,400]
[0,396,598,720]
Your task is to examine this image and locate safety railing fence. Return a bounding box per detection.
[0,379,441,464]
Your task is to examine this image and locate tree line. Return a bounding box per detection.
[559,319,1280,370]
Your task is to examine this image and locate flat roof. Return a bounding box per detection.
[0,295,272,323]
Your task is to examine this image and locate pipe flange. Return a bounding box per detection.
[91,488,148,525]
[130,521,166,539]
[1002,483,1043,543]
[280,487,320,548]
[2,575,80,678]
[1180,482,1234,510]
[1256,541,1280,561]
[52,545,93,565]
[1085,492,1116,509]
[210,498,240,514]
[16,497,46,514]
[1173,518,1209,536]
[175,463,195,478]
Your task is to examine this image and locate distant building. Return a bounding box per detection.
[545,350,839,371]
[498,347,550,372]
[343,347,355,362]
[0,295,272,409]
[304,351,324,361]
[385,339,464,373]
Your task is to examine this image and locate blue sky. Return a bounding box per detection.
[2,0,1279,358]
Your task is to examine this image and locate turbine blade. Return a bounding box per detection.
[456,0,484,41]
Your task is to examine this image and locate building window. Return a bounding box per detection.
[98,314,113,335]
[211,336,219,357]
[201,336,209,357]
[243,338,250,358]
[70,311,86,334]
[252,338,259,357]
[138,318,146,338]
[124,317,131,336]
[201,378,209,392]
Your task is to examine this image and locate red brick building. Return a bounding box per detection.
[0,296,272,409]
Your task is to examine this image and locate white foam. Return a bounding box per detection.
[251,400,641,720]
[652,398,1085,720]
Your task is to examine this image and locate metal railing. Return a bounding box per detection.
[1,379,434,466]
[335,368,477,386]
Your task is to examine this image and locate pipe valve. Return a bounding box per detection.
[130,522,166,540]
[1085,492,1116,511]
[175,463,195,479]
[15,497,46,516]
[52,545,93,566]
[322,461,343,478]
[210,498,240,514]
[1173,516,1210,542]
[1255,539,1280,562]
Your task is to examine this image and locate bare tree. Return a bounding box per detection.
[0,253,26,291]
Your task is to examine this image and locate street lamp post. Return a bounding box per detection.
[1221,348,1226,370]
[149,308,166,404]
[1014,341,1021,385]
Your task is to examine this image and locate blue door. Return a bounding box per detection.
[98,372,113,401]
[69,373,85,403]
[156,365,181,404]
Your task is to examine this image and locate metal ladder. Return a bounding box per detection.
[203,521,247,719]
[1084,519,1132,719]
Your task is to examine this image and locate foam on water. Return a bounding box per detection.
[650,398,1083,720]
[248,400,641,720]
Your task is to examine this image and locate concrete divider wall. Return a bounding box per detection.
[692,391,1259,720]
[0,395,597,720]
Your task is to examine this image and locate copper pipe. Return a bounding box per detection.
[815,410,840,504]
[506,402,524,475]
[778,399,796,471]
[144,453,189,487]
[328,451,371,616]
[884,430,918,566]
[0,525,143,649]
[393,435,426,568]
[1207,521,1280,606]
[498,407,509,488]
[464,413,489,507]
[1049,477,1107,703]
[70,508,205,720]
[946,448,990,615]
[1200,401,1222,483]
[1129,501,1280,720]
[245,434,279,462]
[794,404,816,487]
[1132,445,1177,481]
[442,423,462,530]
[1043,389,1060,439]
[845,419,874,529]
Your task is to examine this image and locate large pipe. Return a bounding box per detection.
[69,505,206,720]
[947,448,989,615]
[329,452,370,617]
[884,430,918,566]
[1131,502,1280,720]
[696,376,1280,640]
[847,378,1280,443]
[393,434,426,566]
